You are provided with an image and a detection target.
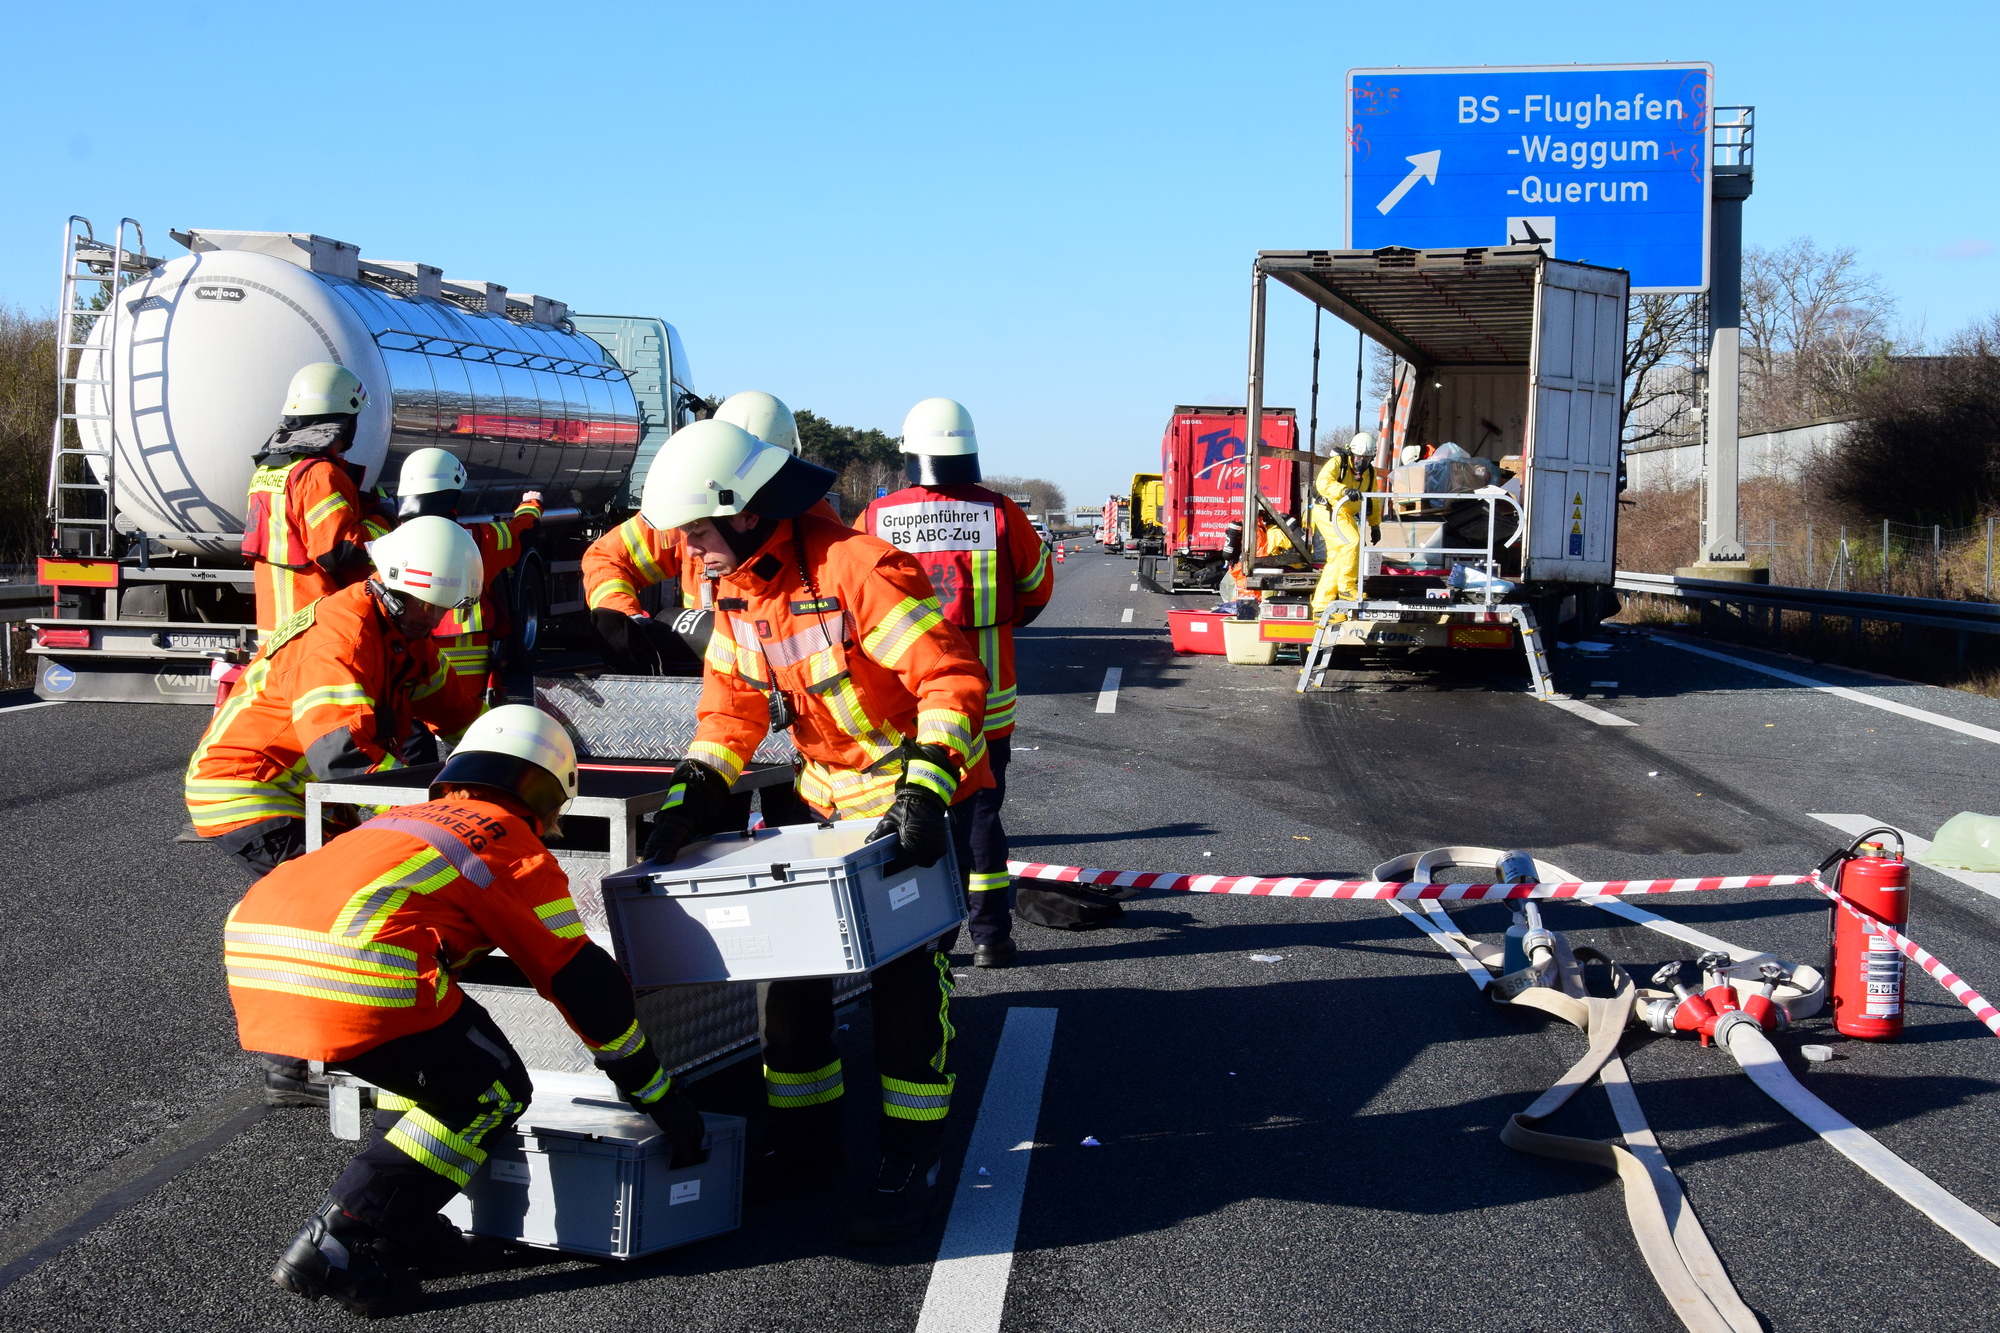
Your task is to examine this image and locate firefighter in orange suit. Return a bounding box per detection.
[393,447,543,713]
[236,706,709,1318]
[581,391,836,675]
[244,363,376,632]
[861,397,1052,969]
[633,419,989,1246]
[185,517,487,878]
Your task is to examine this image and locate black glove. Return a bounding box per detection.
[646,1089,710,1169]
[872,786,950,868]
[1014,601,1045,628]
[1369,525,1382,544]
[1342,488,1362,503]
[642,759,732,863]
[870,741,956,868]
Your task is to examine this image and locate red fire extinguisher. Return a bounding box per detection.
[1826,829,1909,1040]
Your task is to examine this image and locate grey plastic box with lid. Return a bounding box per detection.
[601,819,967,986]
[441,1073,744,1260]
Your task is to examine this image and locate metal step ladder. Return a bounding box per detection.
[44,217,155,558]
[1296,599,1558,699]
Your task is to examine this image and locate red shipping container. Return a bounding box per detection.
[1167,608,1231,654]
[1159,407,1297,554]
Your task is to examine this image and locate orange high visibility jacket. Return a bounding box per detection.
[224,797,596,1061]
[185,583,480,837]
[582,515,700,617]
[434,498,543,690]
[860,484,1052,737]
[245,455,371,631]
[691,514,993,820]
[583,500,841,618]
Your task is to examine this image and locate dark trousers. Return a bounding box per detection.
[216,815,309,880]
[330,1000,533,1248]
[758,943,957,1160]
[962,733,1014,944]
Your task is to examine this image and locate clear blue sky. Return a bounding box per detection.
[3,1,1993,508]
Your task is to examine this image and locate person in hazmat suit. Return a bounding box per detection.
[1309,432,1383,619]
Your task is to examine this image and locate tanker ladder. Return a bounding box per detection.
[1296,489,1555,699]
[1380,842,2000,1333]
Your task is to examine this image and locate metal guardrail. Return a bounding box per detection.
[1615,570,2000,637]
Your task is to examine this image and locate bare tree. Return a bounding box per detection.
[1741,238,1895,429]
[1622,292,1706,450]
[982,474,1067,519]
[0,306,56,562]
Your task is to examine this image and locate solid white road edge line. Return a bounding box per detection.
[0,700,59,715]
[1094,668,1122,714]
[1544,696,1637,727]
[1809,814,2000,905]
[914,1007,1059,1333]
[1120,608,1134,624]
[1651,634,2000,746]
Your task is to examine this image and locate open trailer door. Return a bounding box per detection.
[1521,260,1626,584]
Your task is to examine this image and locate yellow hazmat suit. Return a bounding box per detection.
[1309,452,1381,618]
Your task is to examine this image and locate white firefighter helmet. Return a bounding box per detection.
[640,419,837,531]
[283,362,368,417]
[1349,431,1379,458]
[714,391,800,455]
[369,515,483,611]
[429,703,578,831]
[900,397,978,457]
[397,447,467,498]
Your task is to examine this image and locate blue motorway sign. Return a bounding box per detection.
[1346,63,1713,292]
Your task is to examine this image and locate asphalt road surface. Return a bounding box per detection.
[4,546,2000,1331]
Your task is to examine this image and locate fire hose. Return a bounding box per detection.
[1008,848,2000,1330]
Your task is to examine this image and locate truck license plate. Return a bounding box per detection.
[167,632,238,652]
[1359,610,1401,622]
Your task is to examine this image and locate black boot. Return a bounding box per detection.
[842,1153,943,1244]
[747,1105,847,1202]
[260,1057,330,1108]
[972,939,1018,969]
[272,1198,420,1318]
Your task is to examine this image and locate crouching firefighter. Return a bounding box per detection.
[635,419,993,1244]
[1309,431,1383,620]
[233,706,710,1318]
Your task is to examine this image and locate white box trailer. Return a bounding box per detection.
[1237,246,1629,690]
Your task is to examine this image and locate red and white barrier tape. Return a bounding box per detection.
[1807,872,2000,1040]
[1007,858,2000,1042]
[1006,861,1811,901]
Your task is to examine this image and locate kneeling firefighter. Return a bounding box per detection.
[635,419,993,1244]
[581,391,835,675]
[235,706,708,1318]
[1309,431,1383,619]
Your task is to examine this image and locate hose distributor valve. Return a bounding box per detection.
[1740,961,1792,1033]
[1642,961,1716,1036]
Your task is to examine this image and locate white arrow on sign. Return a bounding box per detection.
[1374,150,1442,216]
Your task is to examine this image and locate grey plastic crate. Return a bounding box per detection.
[442,1073,744,1260]
[601,819,966,985]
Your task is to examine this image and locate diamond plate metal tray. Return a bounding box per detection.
[535,673,800,765]
[464,975,869,1080]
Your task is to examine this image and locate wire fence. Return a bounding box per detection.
[1737,516,1998,601]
